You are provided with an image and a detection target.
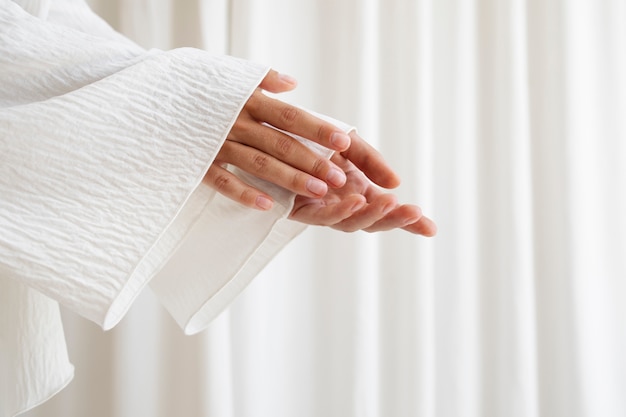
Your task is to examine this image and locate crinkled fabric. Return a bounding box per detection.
[0,0,351,415]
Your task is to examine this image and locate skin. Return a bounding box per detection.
[205,70,349,205]
[291,132,437,236]
[204,70,437,237]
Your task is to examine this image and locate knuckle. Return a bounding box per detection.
[252,154,270,172]
[311,157,328,175]
[280,106,300,125]
[239,188,255,205]
[214,174,231,192]
[291,172,305,189]
[316,124,329,142]
[275,135,294,156]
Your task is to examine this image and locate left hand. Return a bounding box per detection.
[289,132,437,236]
[204,70,350,210]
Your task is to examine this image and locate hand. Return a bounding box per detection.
[204,70,351,210]
[289,132,437,236]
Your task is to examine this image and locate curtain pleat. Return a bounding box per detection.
[23,1,626,416]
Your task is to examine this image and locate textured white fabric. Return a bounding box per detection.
[14,1,626,417]
[0,0,348,415]
[9,0,48,17]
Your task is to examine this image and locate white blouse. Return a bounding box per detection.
[0,1,347,415]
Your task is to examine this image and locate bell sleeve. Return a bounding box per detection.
[0,0,288,331]
[1,2,357,415]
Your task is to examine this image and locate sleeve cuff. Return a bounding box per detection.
[149,113,355,334]
[0,47,270,330]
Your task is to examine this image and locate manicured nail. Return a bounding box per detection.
[278,73,298,85]
[330,132,350,149]
[351,200,366,212]
[326,168,346,187]
[402,217,422,227]
[306,178,328,196]
[383,203,397,214]
[255,195,273,210]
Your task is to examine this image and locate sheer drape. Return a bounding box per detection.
[24,0,626,416]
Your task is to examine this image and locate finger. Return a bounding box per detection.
[219,141,330,198]
[363,204,423,232]
[332,194,399,233]
[259,69,298,93]
[230,121,347,188]
[245,91,351,152]
[402,215,438,236]
[339,131,401,189]
[363,202,437,236]
[203,164,274,211]
[289,194,367,226]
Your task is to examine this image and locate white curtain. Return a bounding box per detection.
[24,0,626,416]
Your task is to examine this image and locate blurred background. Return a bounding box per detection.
[26,0,626,416]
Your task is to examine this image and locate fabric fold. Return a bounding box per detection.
[1,1,354,414]
[1,2,270,414]
[149,118,353,334]
[0,46,269,328]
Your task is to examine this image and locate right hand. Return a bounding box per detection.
[290,132,437,237]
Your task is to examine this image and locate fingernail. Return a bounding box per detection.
[278,73,298,85]
[255,195,273,210]
[351,200,365,212]
[306,178,328,196]
[326,168,346,187]
[330,132,350,149]
[383,203,397,214]
[402,217,421,227]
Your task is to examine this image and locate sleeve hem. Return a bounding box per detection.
[101,64,271,330]
[183,217,306,335]
[10,366,74,417]
[149,112,355,334]
[1,47,270,329]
